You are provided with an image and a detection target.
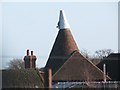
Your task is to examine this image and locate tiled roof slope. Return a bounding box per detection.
[53,51,111,81]
[45,29,79,75]
[2,69,44,88]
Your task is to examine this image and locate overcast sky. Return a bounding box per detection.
[1,2,118,69]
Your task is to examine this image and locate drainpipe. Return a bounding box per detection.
[103,64,106,82]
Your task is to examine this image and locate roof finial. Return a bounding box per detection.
[57,10,70,30]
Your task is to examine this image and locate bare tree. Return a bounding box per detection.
[95,49,114,59]
[81,49,91,59]
[8,59,25,70]
[81,49,114,65]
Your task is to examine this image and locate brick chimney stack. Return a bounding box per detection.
[44,68,52,88]
[24,49,37,69]
[48,68,52,88]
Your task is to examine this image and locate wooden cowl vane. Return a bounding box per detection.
[45,10,79,75]
[24,49,37,68]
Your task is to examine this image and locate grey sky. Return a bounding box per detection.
[1,2,118,69]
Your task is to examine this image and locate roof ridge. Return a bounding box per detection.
[53,51,111,80]
[52,50,78,78]
[83,55,111,80]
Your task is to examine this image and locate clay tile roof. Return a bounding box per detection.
[52,51,111,81]
[45,10,111,82]
[45,29,79,75]
[2,69,44,88]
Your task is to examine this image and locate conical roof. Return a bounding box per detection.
[45,10,79,75]
[45,10,111,82]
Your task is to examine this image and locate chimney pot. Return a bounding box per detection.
[27,49,30,56]
[31,51,33,56]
